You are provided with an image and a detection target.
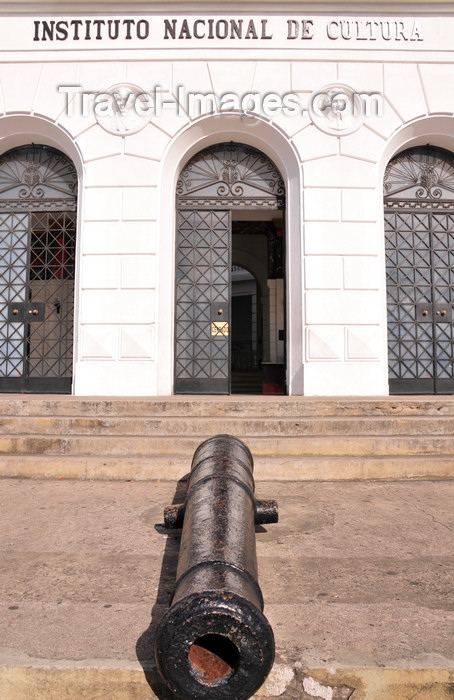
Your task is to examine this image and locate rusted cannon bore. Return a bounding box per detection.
[154,434,278,700]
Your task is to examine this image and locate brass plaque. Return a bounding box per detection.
[211,321,229,337]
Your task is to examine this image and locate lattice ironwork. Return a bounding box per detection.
[0,145,77,393]
[174,210,230,394]
[0,145,77,211]
[27,212,76,380]
[385,147,454,394]
[176,143,285,209]
[0,213,28,378]
[175,143,286,395]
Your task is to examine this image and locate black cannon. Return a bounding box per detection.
[154,434,278,700]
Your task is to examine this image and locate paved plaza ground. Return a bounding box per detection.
[0,477,453,699]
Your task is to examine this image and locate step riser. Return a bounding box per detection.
[0,416,453,436]
[0,435,452,456]
[0,397,454,417]
[1,456,453,481]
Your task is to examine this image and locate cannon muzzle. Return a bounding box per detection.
[154,434,278,700]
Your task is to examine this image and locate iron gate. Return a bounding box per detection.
[174,142,285,395]
[384,146,454,394]
[0,146,77,393]
[175,210,230,394]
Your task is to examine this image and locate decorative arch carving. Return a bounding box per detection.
[384,146,454,209]
[176,142,285,209]
[0,145,77,211]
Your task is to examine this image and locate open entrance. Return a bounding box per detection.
[174,142,286,395]
[384,145,454,394]
[0,145,77,393]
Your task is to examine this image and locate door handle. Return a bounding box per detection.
[432,304,452,322]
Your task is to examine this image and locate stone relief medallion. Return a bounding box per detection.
[308,83,365,136]
[95,83,151,136]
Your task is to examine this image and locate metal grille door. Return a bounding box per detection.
[175,143,285,395]
[385,210,454,393]
[385,154,454,394]
[0,211,76,392]
[0,145,77,393]
[175,210,231,394]
[28,212,76,387]
[0,213,29,381]
[384,147,454,394]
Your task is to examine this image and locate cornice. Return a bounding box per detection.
[1,0,454,15]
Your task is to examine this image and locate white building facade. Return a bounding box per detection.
[0,0,453,397]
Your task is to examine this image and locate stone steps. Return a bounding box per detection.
[0,395,453,480]
[1,395,454,417]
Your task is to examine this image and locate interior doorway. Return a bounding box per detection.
[231,265,261,393]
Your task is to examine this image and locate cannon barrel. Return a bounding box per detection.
[154,434,278,700]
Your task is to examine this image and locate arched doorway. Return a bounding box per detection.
[384,145,454,394]
[0,145,77,393]
[174,142,285,394]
